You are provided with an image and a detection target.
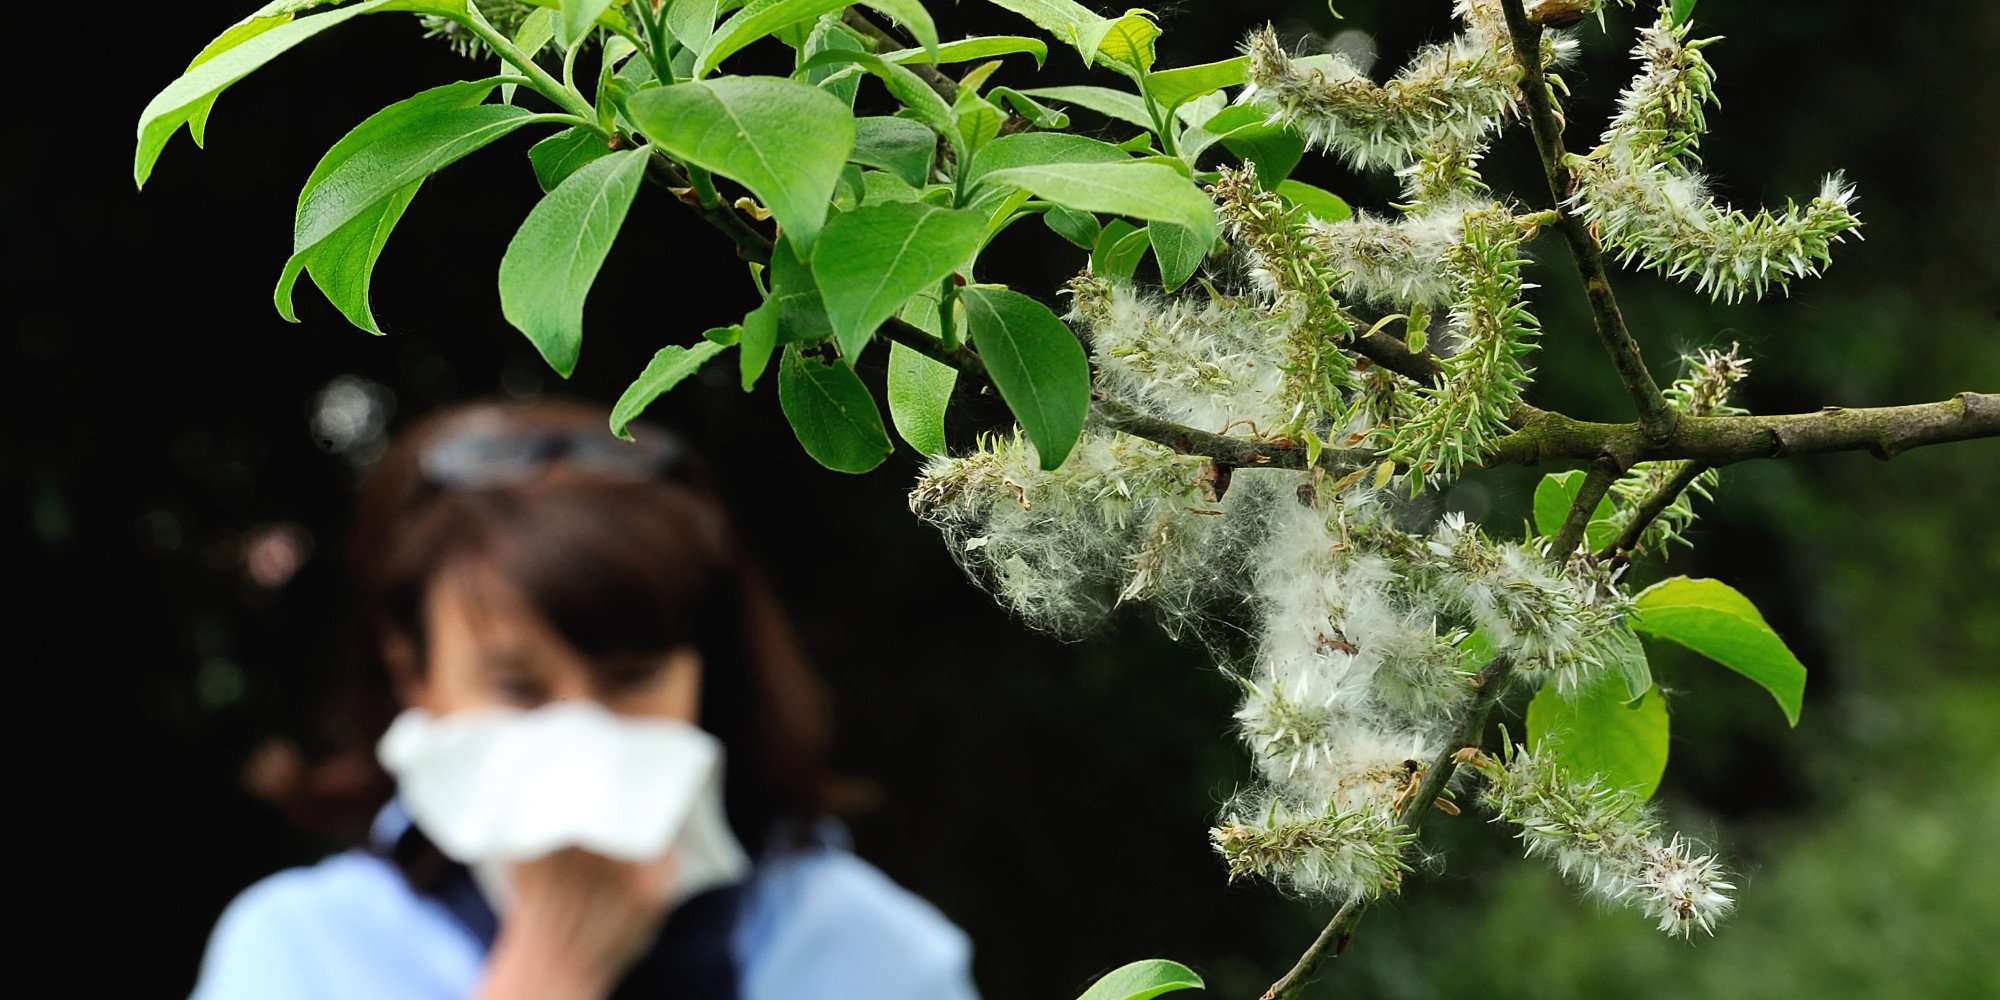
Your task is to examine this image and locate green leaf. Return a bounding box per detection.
[1202,106,1305,182]
[503,7,559,104]
[1149,222,1207,292]
[850,117,935,185]
[985,86,1070,129]
[1275,179,1352,223]
[812,202,987,360]
[275,78,507,332]
[739,297,782,390]
[802,14,869,108]
[1528,674,1671,800]
[878,35,1049,68]
[1074,958,1205,1000]
[1094,11,1160,75]
[1603,626,1655,704]
[184,7,297,146]
[966,132,1129,187]
[666,0,720,52]
[768,236,835,344]
[528,126,614,192]
[1091,219,1148,282]
[982,0,1114,64]
[273,185,417,334]
[1632,577,1808,726]
[610,340,729,439]
[700,0,935,76]
[498,147,650,377]
[888,342,956,456]
[953,91,1007,155]
[628,76,856,253]
[1044,205,1100,247]
[981,161,1218,245]
[958,286,1089,469]
[700,0,848,76]
[778,346,894,472]
[136,0,395,186]
[797,50,963,164]
[1671,0,1698,27]
[560,0,617,47]
[295,101,538,256]
[1018,85,1153,130]
[1532,470,1620,552]
[1144,56,1251,110]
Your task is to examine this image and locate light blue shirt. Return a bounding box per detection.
[189,807,977,1000]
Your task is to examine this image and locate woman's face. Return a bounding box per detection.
[392,564,702,723]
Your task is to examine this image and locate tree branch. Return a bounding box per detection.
[642,155,774,265]
[1549,456,1625,556]
[1498,0,1677,442]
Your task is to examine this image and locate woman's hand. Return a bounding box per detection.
[472,849,679,1000]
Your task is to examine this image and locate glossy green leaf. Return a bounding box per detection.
[275,78,506,332]
[1632,577,1807,726]
[273,186,417,334]
[1672,0,1698,27]
[981,161,1218,245]
[183,7,296,146]
[136,0,395,186]
[499,147,650,377]
[295,101,538,255]
[1275,179,1352,223]
[559,0,617,47]
[966,132,1129,187]
[739,297,782,390]
[1074,958,1205,1000]
[1018,85,1153,130]
[1091,219,1148,282]
[528,126,613,192]
[812,202,987,360]
[1149,222,1207,292]
[1044,205,1100,247]
[1529,674,1671,800]
[958,286,1090,470]
[778,346,894,472]
[878,35,1049,68]
[610,340,729,439]
[1533,470,1619,552]
[1145,56,1251,110]
[888,341,956,456]
[628,76,856,253]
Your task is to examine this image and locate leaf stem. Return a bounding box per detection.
[458,5,598,123]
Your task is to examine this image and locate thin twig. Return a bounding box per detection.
[1260,654,1516,1000]
[1600,460,1710,560]
[1498,0,1677,442]
[841,8,961,102]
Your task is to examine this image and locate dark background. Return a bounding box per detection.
[16,1,1998,997]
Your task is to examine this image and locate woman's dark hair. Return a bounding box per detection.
[266,398,831,857]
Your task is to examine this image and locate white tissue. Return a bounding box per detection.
[377,701,751,911]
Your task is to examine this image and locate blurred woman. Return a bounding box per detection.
[190,399,976,1000]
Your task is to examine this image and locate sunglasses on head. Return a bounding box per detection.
[418,415,690,492]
